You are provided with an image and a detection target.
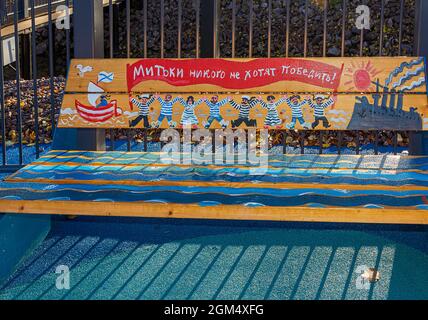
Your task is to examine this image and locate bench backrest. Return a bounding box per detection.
[59,57,428,131]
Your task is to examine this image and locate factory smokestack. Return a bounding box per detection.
[381,86,389,108]
[397,92,404,111]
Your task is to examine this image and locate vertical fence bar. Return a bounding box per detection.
[355,130,360,155]
[319,131,323,154]
[337,131,342,155]
[231,0,236,58]
[30,0,39,158]
[110,128,115,151]
[379,0,385,56]
[160,0,165,58]
[282,130,287,154]
[360,29,364,56]
[323,0,328,57]
[19,0,29,19]
[393,131,398,155]
[65,0,71,70]
[109,0,114,58]
[144,129,148,151]
[359,0,365,56]
[398,0,404,55]
[144,0,148,58]
[341,0,347,57]
[48,0,55,139]
[285,0,290,57]
[195,0,200,58]
[0,15,5,166]
[200,0,217,58]
[249,0,253,58]
[127,130,131,151]
[214,0,220,57]
[303,0,308,57]
[374,130,379,155]
[300,131,304,154]
[178,0,182,58]
[113,2,120,54]
[267,0,272,58]
[126,0,131,58]
[14,0,23,165]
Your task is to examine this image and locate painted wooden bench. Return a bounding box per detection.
[1,57,428,224]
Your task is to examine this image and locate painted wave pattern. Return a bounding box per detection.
[4,151,428,210]
[10,165,428,187]
[35,151,428,170]
[0,184,428,209]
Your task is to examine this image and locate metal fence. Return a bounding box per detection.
[0,0,426,172]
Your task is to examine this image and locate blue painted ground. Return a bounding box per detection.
[1,141,427,300]
[0,217,427,300]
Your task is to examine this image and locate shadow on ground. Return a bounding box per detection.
[0,217,427,300]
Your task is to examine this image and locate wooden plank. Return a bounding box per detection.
[65,57,428,93]
[58,93,428,130]
[0,200,427,224]
[6,176,428,191]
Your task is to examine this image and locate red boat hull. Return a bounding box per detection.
[75,100,120,123]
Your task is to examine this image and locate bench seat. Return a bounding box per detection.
[0,150,427,224]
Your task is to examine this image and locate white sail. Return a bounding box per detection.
[87,81,104,107]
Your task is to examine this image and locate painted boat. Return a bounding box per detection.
[75,81,122,123]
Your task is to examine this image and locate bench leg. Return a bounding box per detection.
[0,214,51,284]
[409,131,428,155]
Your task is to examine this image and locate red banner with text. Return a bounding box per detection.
[126,58,344,92]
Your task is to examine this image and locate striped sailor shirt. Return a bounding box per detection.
[157,97,181,116]
[308,98,334,117]
[230,99,258,119]
[205,98,229,117]
[130,96,155,116]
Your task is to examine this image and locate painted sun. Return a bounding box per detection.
[344,61,382,91]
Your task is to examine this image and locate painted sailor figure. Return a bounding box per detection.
[153,94,181,128]
[230,96,259,128]
[203,95,231,129]
[308,94,335,129]
[258,95,286,128]
[178,96,205,128]
[129,94,155,128]
[284,94,311,129]
[96,94,110,108]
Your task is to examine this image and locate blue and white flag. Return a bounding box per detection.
[98,71,114,83]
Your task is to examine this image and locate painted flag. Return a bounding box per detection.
[98,71,114,83]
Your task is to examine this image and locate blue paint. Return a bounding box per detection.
[198,201,222,207]
[2,184,428,208]
[3,181,428,197]
[0,214,51,283]
[0,217,426,300]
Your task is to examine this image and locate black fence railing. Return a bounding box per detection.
[0,0,426,172]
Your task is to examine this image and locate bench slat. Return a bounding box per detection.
[58,93,428,130]
[0,199,427,225]
[65,57,428,94]
[6,151,428,190]
[3,150,428,224]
